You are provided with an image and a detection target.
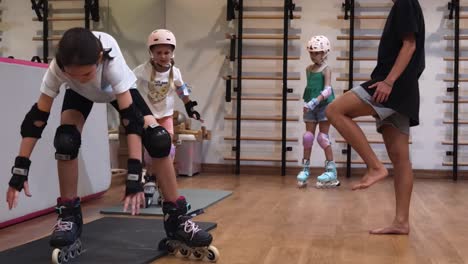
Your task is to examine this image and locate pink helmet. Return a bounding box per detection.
[147,29,176,49]
[307,35,331,54]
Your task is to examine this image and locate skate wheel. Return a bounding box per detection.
[76,240,82,256]
[62,250,70,263]
[179,248,191,258]
[145,197,153,208]
[206,245,219,262]
[159,238,177,255]
[192,249,204,260]
[297,181,307,188]
[69,248,77,259]
[52,248,63,264]
[158,238,168,251]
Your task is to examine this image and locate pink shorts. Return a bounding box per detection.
[157,115,174,136]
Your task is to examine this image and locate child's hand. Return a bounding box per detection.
[184,100,203,121]
[304,98,319,111]
[303,107,309,113]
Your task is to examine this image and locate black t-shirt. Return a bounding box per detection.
[361,0,425,126]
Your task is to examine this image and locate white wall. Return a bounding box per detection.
[0,0,165,66]
[0,59,110,224]
[166,0,454,172]
[0,0,458,172]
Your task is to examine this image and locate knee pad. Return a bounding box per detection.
[143,125,172,158]
[54,125,81,160]
[170,144,176,159]
[119,103,144,136]
[303,132,314,148]
[317,132,331,149]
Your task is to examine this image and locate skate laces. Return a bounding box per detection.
[181,218,201,240]
[53,218,74,232]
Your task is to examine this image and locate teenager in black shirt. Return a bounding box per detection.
[326,0,425,235]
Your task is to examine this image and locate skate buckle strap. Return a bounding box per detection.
[55,205,66,215]
[53,219,73,232]
[11,167,29,176]
[127,173,139,181]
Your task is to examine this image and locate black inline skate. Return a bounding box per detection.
[159,196,219,262]
[50,197,83,264]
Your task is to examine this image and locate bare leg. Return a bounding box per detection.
[152,157,178,202]
[57,110,85,199]
[143,115,179,203]
[318,121,333,161]
[303,122,317,160]
[326,92,388,190]
[370,125,411,235]
[143,149,152,174]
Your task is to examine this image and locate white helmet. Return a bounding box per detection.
[307,35,331,54]
[147,29,176,49]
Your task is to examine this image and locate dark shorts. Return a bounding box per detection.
[61,89,152,120]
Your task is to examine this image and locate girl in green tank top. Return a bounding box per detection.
[297,35,340,189]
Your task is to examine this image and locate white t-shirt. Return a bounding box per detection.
[40,31,137,103]
[133,61,184,119]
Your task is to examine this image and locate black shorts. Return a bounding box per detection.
[61,89,152,120]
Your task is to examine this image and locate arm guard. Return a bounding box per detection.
[9,156,31,191]
[320,86,332,99]
[176,83,191,99]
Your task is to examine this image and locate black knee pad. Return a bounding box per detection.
[143,125,171,158]
[54,125,81,160]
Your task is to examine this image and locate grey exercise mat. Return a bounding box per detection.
[100,189,232,216]
[0,217,217,264]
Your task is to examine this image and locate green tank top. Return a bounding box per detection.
[302,71,335,104]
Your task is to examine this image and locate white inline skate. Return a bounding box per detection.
[316,160,340,188]
[297,159,310,188]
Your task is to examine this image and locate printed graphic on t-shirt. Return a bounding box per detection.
[147,80,171,104]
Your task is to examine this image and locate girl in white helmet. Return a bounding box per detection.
[133,29,202,207]
[297,35,339,189]
[132,29,217,260]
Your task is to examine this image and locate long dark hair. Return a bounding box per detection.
[55,27,113,69]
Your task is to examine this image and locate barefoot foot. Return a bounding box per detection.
[352,166,388,190]
[370,224,409,235]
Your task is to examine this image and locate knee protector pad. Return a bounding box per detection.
[317,132,331,149]
[143,125,172,158]
[119,103,144,136]
[170,144,176,159]
[54,125,81,160]
[303,132,314,149]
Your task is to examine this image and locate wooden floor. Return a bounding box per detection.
[1,173,468,264]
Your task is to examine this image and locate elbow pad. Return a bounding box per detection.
[320,86,332,99]
[20,103,50,138]
[176,83,191,99]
